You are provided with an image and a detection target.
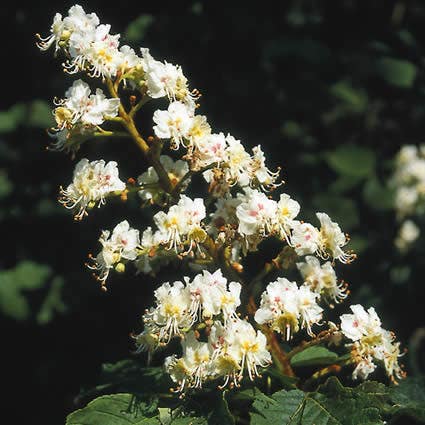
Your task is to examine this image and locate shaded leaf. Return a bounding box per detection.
[208,392,234,425]
[362,178,394,211]
[36,276,67,325]
[250,378,390,424]
[375,57,417,88]
[125,15,154,43]
[330,80,368,114]
[324,145,376,179]
[27,99,54,128]
[290,346,339,368]
[0,261,52,320]
[0,103,25,133]
[389,376,425,421]
[66,393,160,425]
[0,170,13,199]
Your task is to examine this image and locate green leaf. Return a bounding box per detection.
[290,346,339,368]
[362,178,394,211]
[208,392,235,425]
[329,175,364,194]
[27,99,54,128]
[36,276,67,325]
[330,80,368,114]
[324,145,376,179]
[125,15,154,43]
[250,378,390,424]
[375,57,417,88]
[0,103,26,133]
[0,170,13,199]
[250,389,306,424]
[77,360,170,408]
[389,376,425,421]
[0,261,52,320]
[66,393,160,425]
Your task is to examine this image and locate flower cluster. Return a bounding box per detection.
[38,4,406,394]
[254,277,323,340]
[208,188,355,262]
[59,158,126,220]
[153,102,281,194]
[37,4,138,79]
[340,305,404,382]
[297,256,347,305]
[49,79,120,152]
[391,145,424,252]
[135,269,271,391]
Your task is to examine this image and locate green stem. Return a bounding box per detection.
[93,131,131,138]
[129,95,150,119]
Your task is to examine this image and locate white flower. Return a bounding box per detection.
[88,220,140,288]
[395,220,420,252]
[297,256,347,303]
[59,158,126,220]
[165,331,213,391]
[316,212,356,263]
[290,221,321,256]
[340,305,404,382]
[37,5,99,53]
[153,101,194,149]
[144,281,192,343]
[223,319,271,382]
[114,45,141,74]
[297,285,324,335]
[275,193,300,240]
[153,195,206,252]
[137,155,189,201]
[187,269,240,321]
[195,132,228,168]
[141,48,197,105]
[396,145,418,165]
[55,80,120,129]
[187,115,212,149]
[340,304,382,342]
[351,350,377,380]
[84,24,121,78]
[236,189,277,237]
[255,277,323,340]
[394,187,418,218]
[134,226,173,275]
[223,135,251,186]
[209,319,271,387]
[249,145,281,189]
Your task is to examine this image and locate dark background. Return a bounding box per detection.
[2,1,425,423]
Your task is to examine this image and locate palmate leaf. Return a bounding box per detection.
[66,393,208,425]
[66,393,159,425]
[389,376,425,421]
[250,378,388,425]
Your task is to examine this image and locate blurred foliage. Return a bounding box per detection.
[3,0,425,423]
[0,261,65,322]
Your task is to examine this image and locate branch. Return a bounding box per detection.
[105,78,174,195]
